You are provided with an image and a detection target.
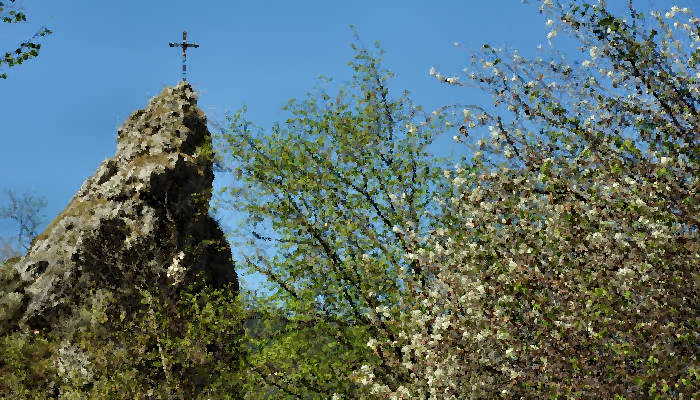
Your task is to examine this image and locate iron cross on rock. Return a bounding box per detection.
[169,31,199,82]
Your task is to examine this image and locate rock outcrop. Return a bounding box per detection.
[0,81,237,334]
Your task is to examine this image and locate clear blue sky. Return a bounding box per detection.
[2,0,689,290]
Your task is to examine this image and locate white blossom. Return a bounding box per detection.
[166,251,187,285]
[367,338,378,350]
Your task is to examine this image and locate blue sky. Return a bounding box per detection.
[1,0,689,290]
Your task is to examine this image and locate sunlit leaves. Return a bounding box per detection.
[214,36,455,398]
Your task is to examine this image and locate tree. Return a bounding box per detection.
[0,236,19,262]
[0,189,47,261]
[214,35,457,398]
[356,1,698,398]
[0,0,52,79]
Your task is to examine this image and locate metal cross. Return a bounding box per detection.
[169,31,199,82]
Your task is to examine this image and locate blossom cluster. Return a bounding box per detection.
[352,1,698,398]
[166,251,186,285]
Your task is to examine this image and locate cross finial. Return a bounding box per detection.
[169,30,199,82]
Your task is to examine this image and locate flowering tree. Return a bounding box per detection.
[356,1,698,398]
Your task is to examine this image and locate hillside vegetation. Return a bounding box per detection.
[1,1,697,398]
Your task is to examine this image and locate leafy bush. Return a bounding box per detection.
[0,276,247,399]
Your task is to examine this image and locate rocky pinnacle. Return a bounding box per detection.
[1,81,237,333]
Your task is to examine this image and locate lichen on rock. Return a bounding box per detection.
[0,81,238,335]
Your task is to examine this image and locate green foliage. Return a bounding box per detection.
[0,0,52,79]
[0,277,247,399]
[0,329,55,398]
[194,139,215,164]
[215,34,459,398]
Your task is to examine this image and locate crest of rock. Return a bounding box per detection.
[0,81,237,334]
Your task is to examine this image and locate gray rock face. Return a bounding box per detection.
[0,81,237,333]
